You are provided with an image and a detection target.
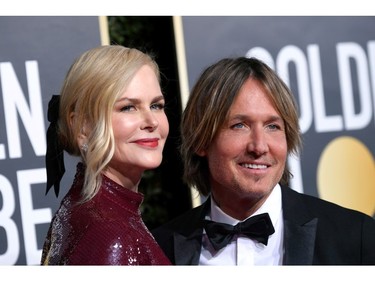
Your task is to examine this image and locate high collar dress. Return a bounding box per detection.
[41,162,171,265]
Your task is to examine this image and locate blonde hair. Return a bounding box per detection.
[58,45,160,202]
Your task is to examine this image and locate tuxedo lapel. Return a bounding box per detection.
[172,199,211,265]
[281,186,318,265]
[283,218,317,264]
[173,230,202,265]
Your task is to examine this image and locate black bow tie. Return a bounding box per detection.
[203,213,275,251]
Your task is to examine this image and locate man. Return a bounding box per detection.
[152,57,375,265]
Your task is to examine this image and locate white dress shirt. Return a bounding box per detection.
[199,184,284,265]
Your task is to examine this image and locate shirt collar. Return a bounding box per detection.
[209,184,282,228]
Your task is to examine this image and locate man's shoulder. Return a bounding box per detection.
[152,201,208,238]
[282,185,375,222]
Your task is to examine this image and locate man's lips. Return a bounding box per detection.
[134,138,159,148]
[240,163,268,169]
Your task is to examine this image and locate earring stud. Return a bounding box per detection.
[81,143,88,152]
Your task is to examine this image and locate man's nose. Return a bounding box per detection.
[246,129,269,156]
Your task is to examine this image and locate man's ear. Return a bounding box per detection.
[196,149,206,157]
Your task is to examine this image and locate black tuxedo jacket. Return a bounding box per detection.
[152,185,375,265]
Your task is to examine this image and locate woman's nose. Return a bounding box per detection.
[141,110,159,131]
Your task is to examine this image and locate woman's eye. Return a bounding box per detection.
[151,103,165,110]
[120,105,135,112]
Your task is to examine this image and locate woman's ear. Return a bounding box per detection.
[77,132,88,150]
[70,112,88,151]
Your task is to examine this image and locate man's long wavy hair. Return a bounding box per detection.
[180,57,302,196]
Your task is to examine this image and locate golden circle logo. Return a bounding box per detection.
[317,136,375,217]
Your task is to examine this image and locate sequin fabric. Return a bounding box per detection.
[41,162,171,265]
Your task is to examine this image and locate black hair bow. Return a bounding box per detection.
[45,95,65,197]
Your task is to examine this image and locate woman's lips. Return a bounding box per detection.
[134,138,159,148]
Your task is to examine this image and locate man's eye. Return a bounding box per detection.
[232,123,244,129]
[267,124,281,130]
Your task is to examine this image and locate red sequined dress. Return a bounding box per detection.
[41,163,171,265]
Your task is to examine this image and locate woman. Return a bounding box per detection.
[41,45,171,265]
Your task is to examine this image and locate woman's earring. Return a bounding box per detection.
[81,143,88,152]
